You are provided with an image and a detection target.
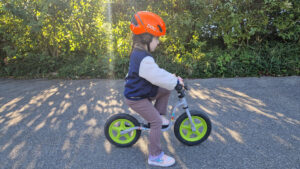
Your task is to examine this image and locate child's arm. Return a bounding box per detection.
[139,56,178,90]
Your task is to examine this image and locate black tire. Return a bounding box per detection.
[174,110,212,146]
[104,113,141,147]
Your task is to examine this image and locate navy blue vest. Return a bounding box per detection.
[124,49,158,100]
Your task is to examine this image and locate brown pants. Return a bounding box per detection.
[125,87,171,157]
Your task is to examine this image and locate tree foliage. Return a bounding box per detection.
[0,0,299,78]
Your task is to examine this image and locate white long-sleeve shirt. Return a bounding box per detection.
[139,56,178,90]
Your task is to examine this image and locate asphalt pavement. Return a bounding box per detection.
[0,76,299,169]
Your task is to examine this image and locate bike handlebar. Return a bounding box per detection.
[175,82,188,98]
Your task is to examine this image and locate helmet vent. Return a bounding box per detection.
[131,16,138,26]
[157,25,163,32]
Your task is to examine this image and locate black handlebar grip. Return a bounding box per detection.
[184,84,189,90]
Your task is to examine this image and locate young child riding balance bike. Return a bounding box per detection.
[124,11,184,167]
[104,11,212,167]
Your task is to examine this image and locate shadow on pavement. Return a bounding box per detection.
[0,77,299,169]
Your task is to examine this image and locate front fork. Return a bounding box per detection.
[174,98,196,132]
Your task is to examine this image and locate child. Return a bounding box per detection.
[124,11,184,167]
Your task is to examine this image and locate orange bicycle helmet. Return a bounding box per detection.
[130,11,166,37]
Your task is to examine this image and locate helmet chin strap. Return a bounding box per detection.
[147,43,151,52]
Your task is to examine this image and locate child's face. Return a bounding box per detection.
[149,37,160,52]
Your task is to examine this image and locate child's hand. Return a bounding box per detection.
[177,76,184,86]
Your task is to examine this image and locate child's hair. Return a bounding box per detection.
[130,33,153,54]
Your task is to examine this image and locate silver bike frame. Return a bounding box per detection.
[120,97,196,135]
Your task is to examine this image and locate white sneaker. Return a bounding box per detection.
[148,154,175,167]
[161,115,169,126]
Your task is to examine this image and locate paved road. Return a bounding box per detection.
[0,77,299,169]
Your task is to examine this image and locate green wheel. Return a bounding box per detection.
[104,114,141,147]
[174,110,211,146]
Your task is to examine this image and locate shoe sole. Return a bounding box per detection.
[148,159,175,167]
